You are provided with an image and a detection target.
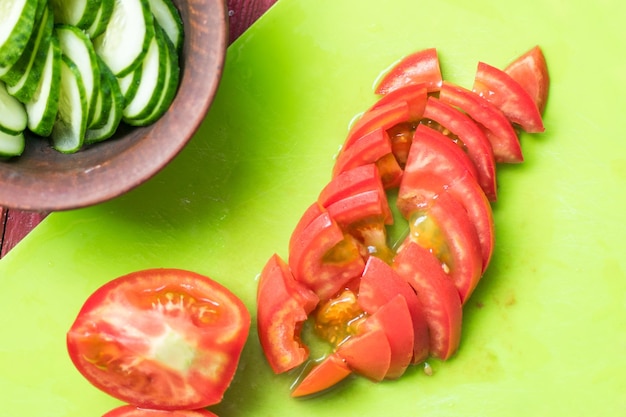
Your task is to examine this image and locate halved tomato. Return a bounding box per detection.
[393,241,463,360]
[422,96,497,201]
[66,269,250,410]
[102,406,219,417]
[291,353,352,398]
[257,254,319,374]
[504,45,549,114]
[473,61,544,133]
[288,209,366,300]
[439,81,523,164]
[375,48,442,94]
[358,256,430,365]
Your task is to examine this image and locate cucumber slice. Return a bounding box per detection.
[86,60,124,143]
[93,0,155,77]
[88,57,114,129]
[0,130,26,157]
[49,0,101,29]
[122,27,167,123]
[0,81,27,135]
[148,0,184,52]
[86,0,114,39]
[129,26,180,126]
[117,65,143,104]
[6,5,53,103]
[55,24,101,129]
[25,35,62,137]
[51,55,88,153]
[0,0,38,69]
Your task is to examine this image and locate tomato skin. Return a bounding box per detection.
[393,241,463,360]
[358,256,429,365]
[257,254,319,374]
[375,48,442,94]
[439,81,523,165]
[473,61,544,133]
[102,406,219,417]
[423,96,497,201]
[344,101,411,150]
[291,354,352,398]
[66,269,250,410]
[504,46,549,114]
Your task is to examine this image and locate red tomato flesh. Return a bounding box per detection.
[504,45,549,114]
[291,353,352,398]
[102,406,219,417]
[66,269,250,410]
[375,48,443,94]
[370,83,428,120]
[336,325,392,382]
[344,101,411,150]
[332,128,395,179]
[257,254,319,373]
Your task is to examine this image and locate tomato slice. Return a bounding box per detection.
[257,254,319,374]
[473,61,544,133]
[344,100,411,150]
[422,96,497,201]
[393,241,463,360]
[291,353,352,398]
[66,269,250,410]
[102,406,219,417]
[336,325,392,382]
[359,256,429,365]
[332,127,395,179]
[375,48,442,94]
[288,209,366,300]
[504,45,549,114]
[370,83,428,120]
[439,81,523,164]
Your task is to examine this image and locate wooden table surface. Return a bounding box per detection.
[0,0,277,259]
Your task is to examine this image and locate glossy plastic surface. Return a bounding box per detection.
[1,0,625,415]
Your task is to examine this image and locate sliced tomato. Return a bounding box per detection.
[404,190,483,303]
[66,269,250,410]
[291,353,352,398]
[422,96,497,201]
[358,256,429,365]
[393,241,463,360]
[473,61,544,133]
[344,100,411,150]
[439,81,523,164]
[102,406,219,417]
[370,83,428,120]
[375,48,442,94]
[336,325,392,382]
[321,163,393,224]
[257,254,319,374]
[332,127,394,179]
[504,45,549,114]
[288,209,366,300]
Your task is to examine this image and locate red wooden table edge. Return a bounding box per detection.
[0,0,278,260]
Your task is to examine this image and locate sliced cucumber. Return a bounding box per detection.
[49,0,101,29]
[25,35,62,137]
[86,59,124,143]
[93,0,155,77]
[148,0,184,52]
[129,26,180,126]
[122,27,167,123]
[0,130,26,157]
[0,81,27,135]
[55,24,101,128]
[6,5,53,103]
[117,65,143,104]
[0,0,38,69]
[51,55,88,153]
[88,57,115,129]
[86,0,114,39]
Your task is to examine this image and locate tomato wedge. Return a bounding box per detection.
[370,83,428,120]
[375,48,442,94]
[422,96,497,201]
[257,254,319,374]
[344,100,412,150]
[102,406,219,417]
[336,325,392,382]
[332,127,396,181]
[394,241,463,360]
[66,269,251,410]
[438,81,523,164]
[473,61,544,133]
[504,45,549,114]
[291,353,352,397]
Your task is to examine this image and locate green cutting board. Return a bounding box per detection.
[2,0,625,415]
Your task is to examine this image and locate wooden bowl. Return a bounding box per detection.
[0,0,228,211]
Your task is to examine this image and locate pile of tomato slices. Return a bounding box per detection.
[257,46,549,397]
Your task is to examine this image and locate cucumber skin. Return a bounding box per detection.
[0,0,38,68]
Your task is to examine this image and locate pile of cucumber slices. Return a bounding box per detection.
[0,0,183,156]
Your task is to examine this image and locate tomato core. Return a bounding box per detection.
[314,290,366,346]
[408,211,452,271]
